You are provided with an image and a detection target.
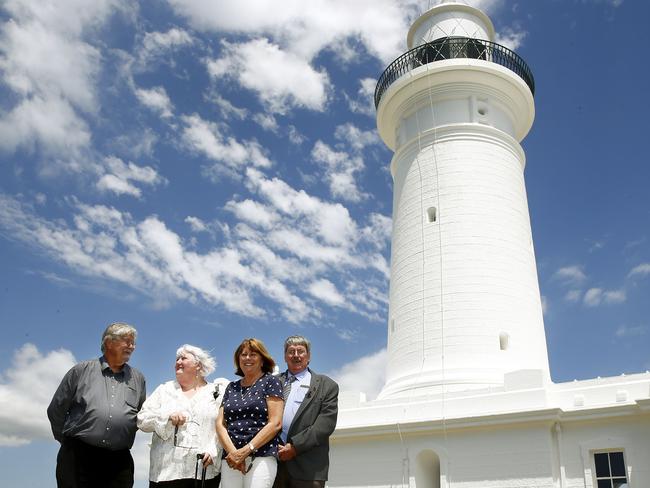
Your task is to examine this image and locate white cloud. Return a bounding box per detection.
[113,128,158,159]
[207,39,330,114]
[287,125,307,146]
[311,141,367,202]
[185,216,208,232]
[0,95,91,158]
[226,199,279,229]
[564,289,582,303]
[628,263,650,278]
[583,288,602,307]
[96,156,165,198]
[0,344,76,446]
[136,27,193,68]
[181,114,272,177]
[334,123,381,152]
[134,86,174,118]
[552,265,587,285]
[0,0,122,159]
[246,168,358,247]
[495,26,527,50]
[329,348,387,401]
[615,324,647,338]
[602,289,626,304]
[360,213,392,251]
[583,287,626,307]
[167,0,411,64]
[209,94,248,120]
[0,191,388,324]
[346,77,377,116]
[253,113,279,132]
[308,279,345,307]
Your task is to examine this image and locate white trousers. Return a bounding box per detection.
[220,456,277,488]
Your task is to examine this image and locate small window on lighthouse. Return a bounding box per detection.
[390,318,396,333]
[427,207,437,223]
[499,332,509,351]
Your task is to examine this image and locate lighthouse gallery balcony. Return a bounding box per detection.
[374,36,535,108]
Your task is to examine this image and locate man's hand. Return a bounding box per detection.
[278,443,297,461]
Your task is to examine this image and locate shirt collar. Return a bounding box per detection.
[287,367,309,382]
[99,355,129,375]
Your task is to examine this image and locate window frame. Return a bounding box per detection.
[579,437,632,488]
[592,450,628,488]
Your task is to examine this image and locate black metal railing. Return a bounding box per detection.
[374,36,535,108]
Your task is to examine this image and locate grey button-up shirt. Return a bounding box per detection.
[47,356,146,450]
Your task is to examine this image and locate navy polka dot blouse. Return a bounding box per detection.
[221,373,283,458]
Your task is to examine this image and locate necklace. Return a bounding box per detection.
[240,374,263,400]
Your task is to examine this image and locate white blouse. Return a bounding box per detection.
[137,377,230,482]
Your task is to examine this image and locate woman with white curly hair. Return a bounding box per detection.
[138,344,230,487]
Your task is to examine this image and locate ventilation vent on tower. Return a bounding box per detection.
[499,332,509,351]
[427,207,437,223]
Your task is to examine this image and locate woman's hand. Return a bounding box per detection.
[202,453,213,468]
[225,446,249,468]
[168,411,188,426]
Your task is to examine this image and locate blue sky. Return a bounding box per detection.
[0,0,648,485]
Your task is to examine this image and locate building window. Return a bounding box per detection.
[499,332,509,351]
[593,451,628,488]
[427,207,437,223]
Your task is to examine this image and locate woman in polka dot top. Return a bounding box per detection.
[216,338,283,488]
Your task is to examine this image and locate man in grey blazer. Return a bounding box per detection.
[274,335,339,488]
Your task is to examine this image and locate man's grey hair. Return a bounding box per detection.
[101,322,137,352]
[284,335,311,354]
[176,344,216,377]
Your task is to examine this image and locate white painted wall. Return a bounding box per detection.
[330,411,650,488]
[381,125,550,400]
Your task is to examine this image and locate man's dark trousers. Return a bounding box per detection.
[56,437,134,488]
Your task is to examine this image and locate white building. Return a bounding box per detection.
[328,3,650,488]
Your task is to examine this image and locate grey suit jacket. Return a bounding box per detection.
[280,368,339,481]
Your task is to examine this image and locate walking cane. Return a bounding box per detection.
[195,453,207,488]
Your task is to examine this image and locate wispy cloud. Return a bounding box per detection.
[134,86,174,118]
[311,141,367,202]
[135,27,193,69]
[583,287,626,307]
[181,113,272,179]
[0,180,390,323]
[615,324,648,338]
[97,156,166,198]
[628,263,650,278]
[564,289,582,303]
[345,78,376,117]
[552,265,587,285]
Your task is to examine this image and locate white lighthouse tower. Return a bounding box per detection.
[329,3,650,488]
[376,0,550,399]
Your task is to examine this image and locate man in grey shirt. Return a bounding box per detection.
[48,322,146,488]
